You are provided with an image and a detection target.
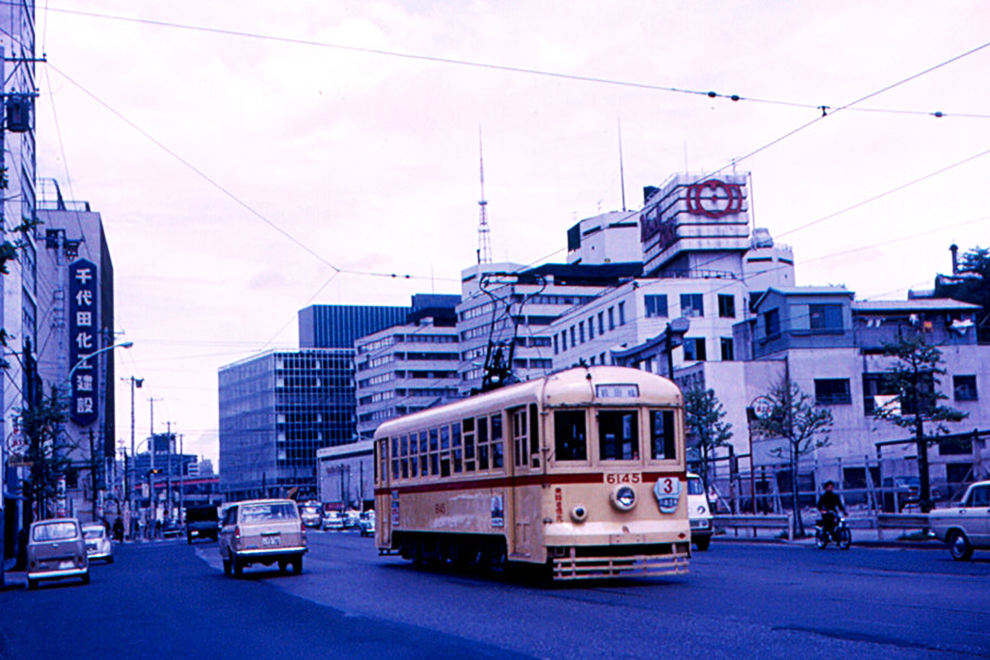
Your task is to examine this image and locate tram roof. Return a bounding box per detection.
[374,366,681,439]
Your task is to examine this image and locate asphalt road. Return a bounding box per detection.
[3,533,989,659]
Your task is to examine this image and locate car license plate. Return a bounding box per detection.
[262,535,280,547]
[59,560,74,569]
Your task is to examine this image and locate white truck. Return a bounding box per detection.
[929,480,990,561]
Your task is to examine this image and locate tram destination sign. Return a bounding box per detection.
[595,384,640,398]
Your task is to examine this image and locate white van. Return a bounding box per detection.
[687,474,713,551]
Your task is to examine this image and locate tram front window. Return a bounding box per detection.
[650,409,677,460]
[598,410,639,460]
[554,411,587,461]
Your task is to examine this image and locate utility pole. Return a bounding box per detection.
[122,376,143,536]
[178,434,184,526]
[166,421,172,521]
[148,397,162,525]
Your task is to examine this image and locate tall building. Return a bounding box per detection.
[354,295,461,438]
[219,349,355,501]
[2,1,40,574]
[34,180,117,520]
[299,304,408,349]
[456,261,641,394]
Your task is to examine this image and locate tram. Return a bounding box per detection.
[373,366,690,580]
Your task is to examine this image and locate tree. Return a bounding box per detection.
[936,246,990,343]
[873,334,967,512]
[19,388,73,527]
[683,387,732,500]
[751,379,833,536]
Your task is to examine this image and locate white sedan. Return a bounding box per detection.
[929,480,990,561]
[81,523,114,564]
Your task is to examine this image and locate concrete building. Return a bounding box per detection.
[1,1,39,575]
[299,304,408,349]
[218,349,356,501]
[456,261,641,394]
[566,210,641,265]
[33,180,118,521]
[316,440,374,510]
[355,295,460,439]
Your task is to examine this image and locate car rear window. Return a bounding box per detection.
[33,522,79,542]
[240,503,297,522]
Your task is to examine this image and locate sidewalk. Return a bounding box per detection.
[714,526,942,550]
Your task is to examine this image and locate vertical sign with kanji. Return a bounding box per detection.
[69,259,99,426]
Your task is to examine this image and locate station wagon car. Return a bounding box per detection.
[219,499,307,577]
[929,480,990,561]
[27,518,90,590]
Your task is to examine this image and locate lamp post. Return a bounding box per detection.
[661,318,690,381]
[63,341,133,520]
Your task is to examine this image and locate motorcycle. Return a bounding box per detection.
[815,510,852,550]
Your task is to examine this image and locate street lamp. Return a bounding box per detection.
[662,318,690,380]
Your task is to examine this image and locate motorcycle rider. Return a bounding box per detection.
[816,481,846,538]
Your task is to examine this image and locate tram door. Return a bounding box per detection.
[509,404,540,559]
[376,438,391,547]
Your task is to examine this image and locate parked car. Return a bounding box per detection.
[81,523,114,563]
[358,510,376,537]
[219,499,307,577]
[162,518,183,539]
[185,505,220,543]
[686,474,713,551]
[27,518,90,590]
[321,511,345,531]
[344,510,361,529]
[881,476,921,512]
[299,502,322,528]
[929,480,990,561]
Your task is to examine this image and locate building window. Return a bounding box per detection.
[618,302,626,326]
[815,378,851,405]
[598,312,605,335]
[764,308,780,339]
[954,375,978,401]
[720,337,734,361]
[561,331,567,352]
[587,318,594,340]
[809,304,843,332]
[570,326,577,347]
[600,352,606,365]
[718,294,736,318]
[680,294,704,318]
[645,294,668,318]
[608,307,615,331]
[683,338,706,361]
[553,335,558,355]
[577,323,583,344]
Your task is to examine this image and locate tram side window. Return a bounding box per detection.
[401,435,409,479]
[477,416,490,470]
[463,418,476,471]
[409,433,418,477]
[430,428,440,476]
[491,413,504,469]
[554,410,587,461]
[650,410,677,460]
[390,437,399,480]
[452,423,463,473]
[598,410,639,460]
[440,425,451,477]
[419,431,430,476]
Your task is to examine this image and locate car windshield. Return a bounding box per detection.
[240,503,296,522]
[82,526,105,539]
[687,477,704,495]
[32,521,79,542]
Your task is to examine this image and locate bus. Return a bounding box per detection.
[373,366,690,580]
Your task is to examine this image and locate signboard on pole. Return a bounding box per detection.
[69,259,99,426]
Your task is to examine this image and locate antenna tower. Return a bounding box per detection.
[476,127,493,264]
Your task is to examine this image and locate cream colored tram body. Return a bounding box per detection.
[373,366,690,580]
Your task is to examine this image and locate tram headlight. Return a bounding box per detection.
[570,505,588,523]
[610,485,637,511]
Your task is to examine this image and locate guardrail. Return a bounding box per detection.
[712,514,793,540]
[875,513,930,541]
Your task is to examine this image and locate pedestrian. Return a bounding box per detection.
[155,518,162,539]
[113,516,124,543]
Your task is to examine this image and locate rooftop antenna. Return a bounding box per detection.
[477,126,493,265]
[618,117,627,212]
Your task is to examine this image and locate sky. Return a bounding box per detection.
[31,1,990,468]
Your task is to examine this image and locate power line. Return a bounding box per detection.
[40,5,990,121]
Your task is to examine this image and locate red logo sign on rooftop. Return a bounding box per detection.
[686,180,743,218]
